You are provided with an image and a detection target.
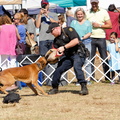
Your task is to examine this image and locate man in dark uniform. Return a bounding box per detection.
[46,22,88,95]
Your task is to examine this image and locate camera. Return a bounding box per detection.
[41,4,47,9]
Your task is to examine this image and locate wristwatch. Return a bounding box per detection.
[64,46,67,50]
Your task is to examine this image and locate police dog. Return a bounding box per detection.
[0,57,48,95]
[0,49,60,95]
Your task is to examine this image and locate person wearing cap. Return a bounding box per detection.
[35,0,58,56]
[86,0,112,82]
[46,22,89,95]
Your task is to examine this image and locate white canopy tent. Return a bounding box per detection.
[68,0,120,15]
[0,0,22,5]
[1,0,120,10]
[3,0,56,10]
[87,0,120,10]
[1,0,120,14]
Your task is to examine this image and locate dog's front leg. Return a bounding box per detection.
[33,82,48,96]
[26,83,41,95]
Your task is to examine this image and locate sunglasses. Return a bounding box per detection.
[51,28,55,33]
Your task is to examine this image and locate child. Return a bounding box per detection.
[107,32,120,83]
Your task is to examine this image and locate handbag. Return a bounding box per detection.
[26,31,37,47]
[15,42,25,55]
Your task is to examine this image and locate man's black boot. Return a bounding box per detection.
[48,88,58,95]
[79,83,88,95]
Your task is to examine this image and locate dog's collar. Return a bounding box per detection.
[35,62,41,70]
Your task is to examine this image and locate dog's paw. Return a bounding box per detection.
[44,93,49,96]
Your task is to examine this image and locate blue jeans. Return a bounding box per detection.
[84,42,91,79]
[39,40,53,56]
[52,54,86,88]
[91,38,110,80]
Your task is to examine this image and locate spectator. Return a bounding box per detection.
[105,4,120,44]
[19,8,38,54]
[35,0,58,86]
[0,14,20,90]
[86,0,112,82]
[107,32,120,83]
[35,0,58,56]
[66,9,76,27]
[19,9,37,41]
[46,22,88,95]
[13,12,26,55]
[70,7,92,85]
[58,14,66,28]
[19,8,28,24]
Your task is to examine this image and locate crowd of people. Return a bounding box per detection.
[0,0,120,95]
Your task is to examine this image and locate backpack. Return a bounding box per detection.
[3,92,21,104]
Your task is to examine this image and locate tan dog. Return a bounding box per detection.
[0,57,48,95]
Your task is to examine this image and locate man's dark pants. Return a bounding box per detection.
[52,54,86,88]
[91,38,110,80]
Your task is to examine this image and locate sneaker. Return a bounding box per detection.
[48,88,58,95]
[76,82,80,86]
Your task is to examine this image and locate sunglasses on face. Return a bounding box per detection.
[51,28,55,33]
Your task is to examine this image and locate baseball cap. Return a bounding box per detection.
[90,0,99,3]
[46,22,59,33]
[41,0,49,5]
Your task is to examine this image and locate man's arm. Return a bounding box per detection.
[35,9,44,28]
[44,11,58,23]
[92,19,112,29]
[57,38,79,53]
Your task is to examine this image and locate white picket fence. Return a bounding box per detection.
[0,54,120,85]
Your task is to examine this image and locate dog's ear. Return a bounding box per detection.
[36,57,47,69]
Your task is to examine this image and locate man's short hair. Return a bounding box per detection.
[19,8,28,15]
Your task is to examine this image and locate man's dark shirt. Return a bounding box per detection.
[53,27,81,56]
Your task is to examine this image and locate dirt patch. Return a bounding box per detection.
[0,82,120,120]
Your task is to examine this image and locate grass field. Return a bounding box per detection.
[0,82,120,120]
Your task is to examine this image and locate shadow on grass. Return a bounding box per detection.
[46,89,79,94]
[21,94,39,97]
[60,90,79,94]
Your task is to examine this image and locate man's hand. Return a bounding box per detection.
[39,8,46,15]
[92,22,101,28]
[58,46,65,53]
